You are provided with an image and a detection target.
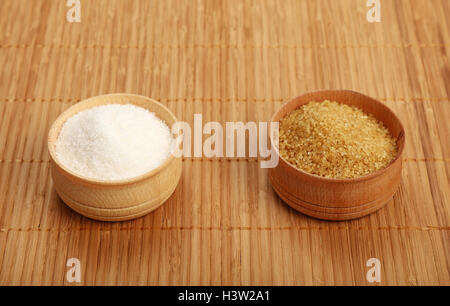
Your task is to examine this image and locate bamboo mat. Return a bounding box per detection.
[0,0,449,285]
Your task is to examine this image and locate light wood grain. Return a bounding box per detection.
[0,0,449,285]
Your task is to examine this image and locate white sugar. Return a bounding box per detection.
[55,104,173,180]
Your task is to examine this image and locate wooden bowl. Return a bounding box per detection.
[269,90,405,221]
[48,94,182,222]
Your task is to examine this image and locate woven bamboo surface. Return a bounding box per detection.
[0,0,449,285]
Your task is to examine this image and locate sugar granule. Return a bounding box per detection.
[278,100,398,179]
[55,104,173,180]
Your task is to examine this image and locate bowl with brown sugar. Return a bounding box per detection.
[269,90,405,220]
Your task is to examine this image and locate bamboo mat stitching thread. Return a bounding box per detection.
[1,226,449,233]
[0,43,449,49]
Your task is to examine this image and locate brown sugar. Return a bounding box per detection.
[278,100,398,179]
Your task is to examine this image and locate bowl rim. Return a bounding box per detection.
[48,93,179,186]
[269,89,405,183]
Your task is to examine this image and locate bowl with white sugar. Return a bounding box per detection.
[48,93,182,221]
